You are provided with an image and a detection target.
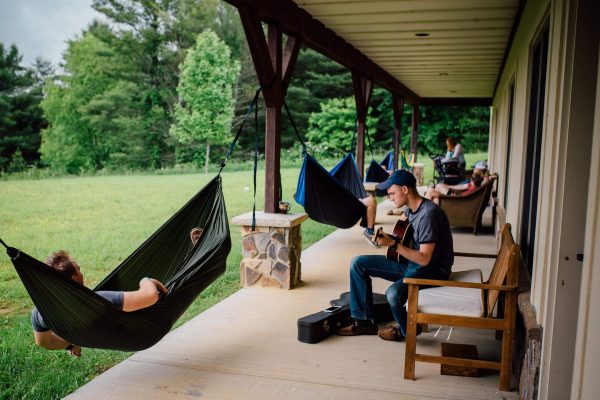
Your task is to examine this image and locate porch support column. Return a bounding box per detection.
[239,7,301,213]
[410,104,420,162]
[351,71,373,179]
[392,93,405,170]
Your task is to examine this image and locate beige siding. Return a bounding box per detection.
[571,41,600,400]
[492,0,598,398]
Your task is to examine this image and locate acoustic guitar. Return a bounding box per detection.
[372,218,415,263]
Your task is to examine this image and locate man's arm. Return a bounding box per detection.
[396,242,436,267]
[33,331,82,357]
[122,278,168,312]
[375,234,436,267]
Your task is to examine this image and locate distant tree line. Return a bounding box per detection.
[0,0,489,174]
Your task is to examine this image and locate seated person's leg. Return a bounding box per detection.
[417,185,428,196]
[378,262,446,341]
[425,188,441,205]
[338,255,403,336]
[434,183,451,194]
[360,196,377,233]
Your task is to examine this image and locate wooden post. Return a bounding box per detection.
[500,246,520,391]
[392,94,404,171]
[264,24,283,214]
[404,282,419,380]
[238,7,301,213]
[351,71,373,179]
[410,104,420,163]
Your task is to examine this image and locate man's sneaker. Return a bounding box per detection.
[377,324,422,342]
[337,320,379,336]
[363,229,380,247]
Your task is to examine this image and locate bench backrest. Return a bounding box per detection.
[475,179,494,221]
[486,223,519,316]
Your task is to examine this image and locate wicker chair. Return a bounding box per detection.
[437,179,493,235]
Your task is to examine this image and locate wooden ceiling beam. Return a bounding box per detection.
[225,0,420,104]
[419,97,493,106]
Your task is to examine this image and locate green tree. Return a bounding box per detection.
[306,97,376,158]
[0,43,48,171]
[281,48,352,150]
[371,88,490,156]
[41,31,147,172]
[171,29,239,171]
[7,148,27,172]
[91,0,242,168]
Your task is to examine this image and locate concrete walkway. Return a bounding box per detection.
[67,200,516,400]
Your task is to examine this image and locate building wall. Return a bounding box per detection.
[491,0,599,398]
[570,41,600,400]
[493,0,551,311]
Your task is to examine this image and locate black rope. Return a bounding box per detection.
[283,100,307,156]
[218,88,262,175]
[0,238,20,259]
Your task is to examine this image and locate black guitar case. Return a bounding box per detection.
[297,292,393,344]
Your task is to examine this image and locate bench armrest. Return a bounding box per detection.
[454,251,497,259]
[403,277,517,292]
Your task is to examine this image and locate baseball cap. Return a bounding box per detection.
[376,169,417,190]
[473,160,488,170]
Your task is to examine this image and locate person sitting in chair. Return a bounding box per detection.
[337,170,454,341]
[425,171,485,204]
[443,137,465,167]
[31,228,203,357]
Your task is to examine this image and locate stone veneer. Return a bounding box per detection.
[231,211,308,289]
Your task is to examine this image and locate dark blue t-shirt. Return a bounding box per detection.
[405,198,454,273]
[31,290,124,332]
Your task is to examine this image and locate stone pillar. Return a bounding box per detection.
[232,211,308,289]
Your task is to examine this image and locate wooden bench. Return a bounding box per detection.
[403,223,520,391]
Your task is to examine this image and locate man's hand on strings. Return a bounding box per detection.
[375,233,396,247]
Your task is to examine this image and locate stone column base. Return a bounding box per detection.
[232,211,308,289]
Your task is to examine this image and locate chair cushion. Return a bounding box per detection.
[416,269,484,317]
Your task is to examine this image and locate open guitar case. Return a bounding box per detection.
[297,292,393,344]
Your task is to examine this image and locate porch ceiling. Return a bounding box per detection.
[292,0,520,99]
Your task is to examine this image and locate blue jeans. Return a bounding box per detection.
[349,255,450,336]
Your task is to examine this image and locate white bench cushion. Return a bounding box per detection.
[415,269,484,317]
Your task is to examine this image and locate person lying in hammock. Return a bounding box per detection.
[31,227,203,357]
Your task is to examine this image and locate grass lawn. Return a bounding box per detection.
[0,153,487,398]
[0,167,334,399]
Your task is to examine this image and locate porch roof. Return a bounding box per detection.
[225,0,522,104]
[65,202,517,399]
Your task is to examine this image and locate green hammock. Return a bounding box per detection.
[2,176,231,352]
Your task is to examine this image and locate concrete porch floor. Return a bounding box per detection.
[67,200,517,400]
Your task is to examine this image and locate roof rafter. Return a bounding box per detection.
[224,0,421,104]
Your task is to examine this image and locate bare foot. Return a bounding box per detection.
[190,228,203,245]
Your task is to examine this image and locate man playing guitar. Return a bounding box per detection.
[337,170,454,341]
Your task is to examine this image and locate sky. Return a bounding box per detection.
[0,0,102,68]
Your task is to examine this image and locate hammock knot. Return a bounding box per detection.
[6,247,20,260]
